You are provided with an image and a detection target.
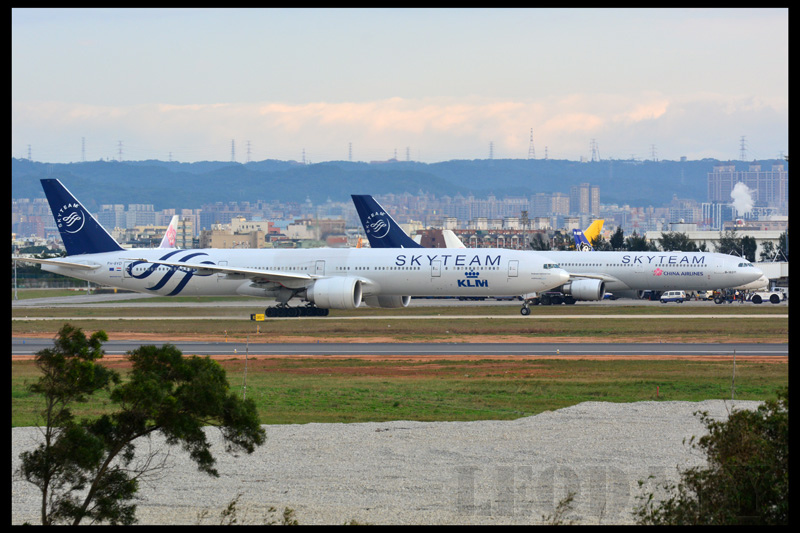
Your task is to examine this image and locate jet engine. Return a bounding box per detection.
[363,295,411,308]
[560,279,605,301]
[306,277,363,310]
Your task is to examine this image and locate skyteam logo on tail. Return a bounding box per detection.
[365,211,391,239]
[56,203,85,234]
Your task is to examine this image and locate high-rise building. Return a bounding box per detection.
[569,183,600,216]
[707,164,787,215]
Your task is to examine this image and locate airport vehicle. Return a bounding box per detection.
[747,289,785,304]
[696,290,714,300]
[351,195,766,314]
[572,219,604,251]
[660,290,686,303]
[12,180,569,317]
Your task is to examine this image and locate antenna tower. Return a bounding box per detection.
[231,139,235,162]
[348,142,352,162]
[27,145,32,160]
[246,140,252,163]
[528,128,536,159]
[81,137,86,162]
[739,136,747,161]
[591,139,600,162]
[544,146,549,160]
[489,141,494,160]
[117,141,123,162]
[650,144,658,162]
[406,146,410,162]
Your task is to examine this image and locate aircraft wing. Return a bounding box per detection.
[129,257,379,291]
[568,271,621,284]
[12,256,101,270]
[130,257,313,284]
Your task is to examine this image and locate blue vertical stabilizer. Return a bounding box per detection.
[572,229,594,252]
[41,179,124,256]
[351,195,422,249]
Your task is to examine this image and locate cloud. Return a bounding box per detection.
[11,91,788,163]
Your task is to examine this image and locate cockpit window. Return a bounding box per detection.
[543,263,560,269]
[737,262,754,268]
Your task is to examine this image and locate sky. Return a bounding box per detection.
[12,8,788,164]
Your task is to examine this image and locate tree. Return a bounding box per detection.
[18,324,266,525]
[657,231,699,252]
[528,232,551,251]
[758,241,776,262]
[624,231,656,251]
[635,389,788,525]
[776,231,788,261]
[740,236,757,263]
[715,229,742,256]
[609,227,625,251]
[589,234,612,251]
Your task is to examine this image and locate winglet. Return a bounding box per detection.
[41,179,124,256]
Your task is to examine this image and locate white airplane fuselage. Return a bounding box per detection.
[541,250,762,292]
[41,247,568,301]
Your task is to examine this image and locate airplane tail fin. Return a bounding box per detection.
[572,228,594,252]
[351,195,422,248]
[41,179,124,256]
[159,215,180,248]
[573,219,604,252]
[583,219,604,243]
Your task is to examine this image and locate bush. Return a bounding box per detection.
[635,389,788,525]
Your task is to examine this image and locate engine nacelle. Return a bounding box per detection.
[560,279,605,301]
[363,295,411,308]
[306,277,362,310]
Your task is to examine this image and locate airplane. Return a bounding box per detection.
[572,219,604,251]
[351,194,767,313]
[159,215,180,248]
[12,179,570,317]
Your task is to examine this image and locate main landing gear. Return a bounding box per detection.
[264,304,329,317]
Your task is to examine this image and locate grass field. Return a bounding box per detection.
[12,355,787,427]
[11,291,788,427]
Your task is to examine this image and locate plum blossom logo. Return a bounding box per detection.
[653,268,663,276]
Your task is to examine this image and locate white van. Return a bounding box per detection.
[660,290,686,303]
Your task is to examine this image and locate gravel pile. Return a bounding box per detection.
[12,400,760,525]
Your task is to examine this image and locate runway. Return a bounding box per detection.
[11,338,788,358]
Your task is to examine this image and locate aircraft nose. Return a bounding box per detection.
[555,267,570,286]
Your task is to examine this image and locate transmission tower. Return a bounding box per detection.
[544,146,549,160]
[739,136,747,161]
[650,144,658,162]
[348,142,352,162]
[27,145,31,161]
[81,137,86,162]
[117,141,123,162]
[489,141,494,160]
[528,128,536,159]
[231,139,236,162]
[591,139,600,162]
[246,140,252,163]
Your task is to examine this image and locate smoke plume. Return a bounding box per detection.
[730,182,754,217]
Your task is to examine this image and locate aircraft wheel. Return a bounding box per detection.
[520,306,531,316]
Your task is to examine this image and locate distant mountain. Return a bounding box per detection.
[11,157,786,211]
